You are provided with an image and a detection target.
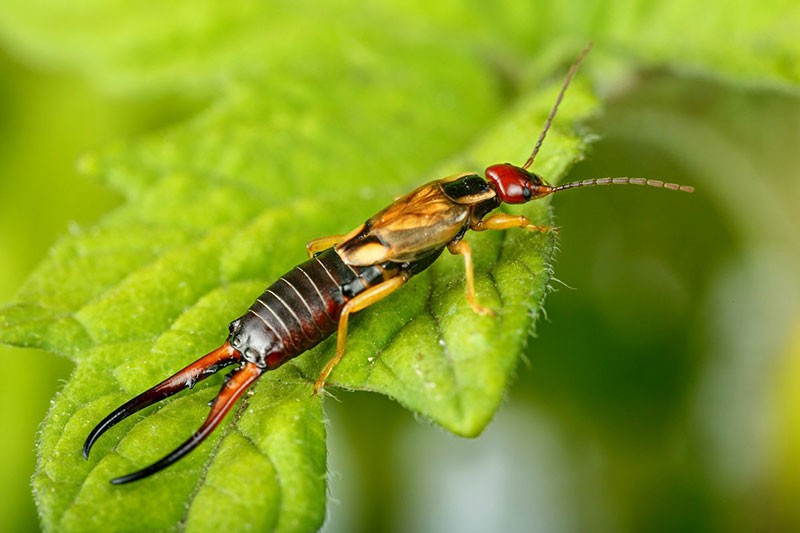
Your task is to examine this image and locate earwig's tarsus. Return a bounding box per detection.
[306,234,345,258]
[110,362,263,485]
[82,342,240,461]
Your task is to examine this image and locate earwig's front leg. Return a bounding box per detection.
[313,274,409,394]
[471,213,556,234]
[306,235,345,258]
[447,240,494,316]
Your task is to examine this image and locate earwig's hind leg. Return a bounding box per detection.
[447,240,494,316]
[471,213,557,234]
[82,342,240,460]
[313,274,409,395]
[110,362,263,485]
[306,235,345,258]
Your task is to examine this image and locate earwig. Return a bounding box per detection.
[83,43,693,484]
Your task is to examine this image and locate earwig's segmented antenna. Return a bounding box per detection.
[522,42,593,171]
[552,177,695,194]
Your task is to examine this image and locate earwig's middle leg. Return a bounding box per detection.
[471,213,557,234]
[305,235,345,258]
[313,274,408,394]
[447,239,494,316]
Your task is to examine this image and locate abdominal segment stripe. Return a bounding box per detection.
[266,288,316,343]
[248,308,280,340]
[279,277,326,335]
[296,265,337,324]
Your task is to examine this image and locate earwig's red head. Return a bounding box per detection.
[485,163,555,204]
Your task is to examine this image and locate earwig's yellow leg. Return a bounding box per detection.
[313,274,409,394]
[447,240,494,316]
[471,213,556,234]
[305,235,345,258]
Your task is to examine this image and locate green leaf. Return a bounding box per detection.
[4,68,595,530]
[0,16,595,533]
[2,1,796,531]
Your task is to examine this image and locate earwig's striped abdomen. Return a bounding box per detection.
[230,248,389,370]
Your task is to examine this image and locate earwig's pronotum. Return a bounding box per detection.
[83,44,693,484]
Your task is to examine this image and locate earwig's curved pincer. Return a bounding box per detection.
[82,341,264,484]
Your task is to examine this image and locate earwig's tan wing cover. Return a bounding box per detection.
[337,180,470,266]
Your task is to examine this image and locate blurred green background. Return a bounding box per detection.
[1,1,799,531]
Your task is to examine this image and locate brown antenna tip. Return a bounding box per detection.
[522,42,594,171]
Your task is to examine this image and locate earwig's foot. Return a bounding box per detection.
[312,371,335,396]
[469,301,496,317]
[312,358,338,396]
[525,224,559,234]
[306,234,345,258]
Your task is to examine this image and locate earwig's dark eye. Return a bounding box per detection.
[522,187,531,200]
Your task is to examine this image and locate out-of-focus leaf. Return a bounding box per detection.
[2,69,595,531]
[0,0,796,97]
